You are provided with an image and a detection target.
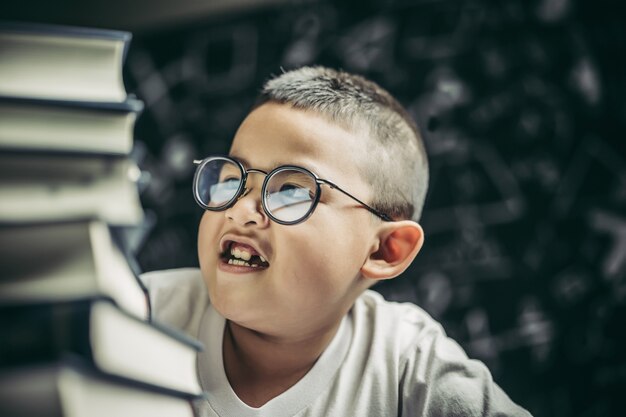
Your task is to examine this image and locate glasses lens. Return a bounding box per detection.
[195,158,242,209]
[265,169,317,223]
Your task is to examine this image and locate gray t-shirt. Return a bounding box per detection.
[141,268,532,417]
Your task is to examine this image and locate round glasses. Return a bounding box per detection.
[192,156,392,225]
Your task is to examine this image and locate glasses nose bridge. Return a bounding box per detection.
[238,168,269,200]
[244,168,269,177]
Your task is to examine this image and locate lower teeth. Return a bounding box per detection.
[228,259,259,267]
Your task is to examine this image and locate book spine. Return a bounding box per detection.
[0,21,132,44]
[0,95,144,113]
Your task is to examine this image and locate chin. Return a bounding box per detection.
[208,285,255,321]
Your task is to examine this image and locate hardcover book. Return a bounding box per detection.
[0,96,143,155]
[0,360,198,417]
[0,220,149,320]
[0,298,204,397]
[0,22,131,102]
[0,152,144,225]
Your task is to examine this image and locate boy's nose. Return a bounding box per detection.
[224,182,269,228]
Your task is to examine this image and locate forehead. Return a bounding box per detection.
[229,102,369,181]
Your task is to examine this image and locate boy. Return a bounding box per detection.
[141,66,531,416]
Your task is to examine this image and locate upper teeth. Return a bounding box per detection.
[229,246,268,265]
[231,247,251,261]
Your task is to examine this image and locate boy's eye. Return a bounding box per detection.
[279,183,299,193]
[266,183,314,210]
[218,164,242,182]
[209,179,240,204]
[278,184,313,200]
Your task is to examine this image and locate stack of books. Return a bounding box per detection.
[0,22,203,416]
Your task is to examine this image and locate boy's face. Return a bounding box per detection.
[197,102,380,338]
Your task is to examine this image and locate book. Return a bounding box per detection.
[0,22,131,102]
[0,152,144,225]
[0,20,201,417]
[0,96,143,155]
[0,220,149,320]
[0,298,204,397]
[0,360,198,417]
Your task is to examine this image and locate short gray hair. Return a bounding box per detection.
[255,66,429,222]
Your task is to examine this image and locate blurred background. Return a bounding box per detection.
[3,0,625,415]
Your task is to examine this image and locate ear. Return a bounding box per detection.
[361,221,424,281]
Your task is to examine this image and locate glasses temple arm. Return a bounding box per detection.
[318,179,393,222]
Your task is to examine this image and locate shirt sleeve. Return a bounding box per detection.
[139,268,209,337]
[399,323,532,417]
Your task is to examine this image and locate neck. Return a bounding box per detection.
[222,319,341,408]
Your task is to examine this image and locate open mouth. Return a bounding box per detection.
[220,241,270,269]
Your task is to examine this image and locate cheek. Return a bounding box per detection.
[276,221,366,295]
[197,212,221,268]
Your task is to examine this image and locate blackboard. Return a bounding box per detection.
[124,1,626,415]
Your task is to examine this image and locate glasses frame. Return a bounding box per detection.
[192,156,392,225]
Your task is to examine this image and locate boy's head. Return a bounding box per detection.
[255,66,429,222]
[196,66,428,338]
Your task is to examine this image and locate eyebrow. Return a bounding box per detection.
[229,154,322,176]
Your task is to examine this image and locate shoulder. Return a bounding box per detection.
[140,267,205,292]
[354,291,531,417]
[347,290,447,391]
[354,290,445,351]
[140,267,209,337]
